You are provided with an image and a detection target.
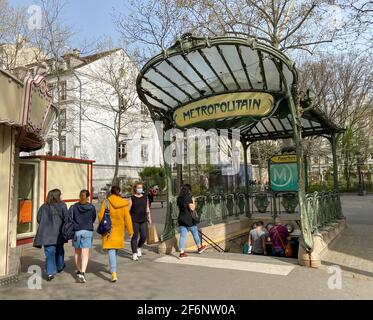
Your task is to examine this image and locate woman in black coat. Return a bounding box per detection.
[33,189,68,281]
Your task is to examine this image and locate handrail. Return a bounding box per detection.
[198,230,225,253]
[304,191,343,234]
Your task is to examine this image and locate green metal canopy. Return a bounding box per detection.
[136,34,344,255]
[136,34,343,141]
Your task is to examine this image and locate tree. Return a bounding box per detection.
[78,39,152,185]
[340,0,373,52]
[184,0,340,53]
[115,0,342,60]
[250,141,280,183]
[113,0,188,62]
[139,166,166,191]
[299,52,373,189]
[0,0,76,156]
[33,0,75,156]
[113,0,351,157]
[0,0,42,70]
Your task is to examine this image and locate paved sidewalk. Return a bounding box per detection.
[0,195,372,300]
[321,195,373,280]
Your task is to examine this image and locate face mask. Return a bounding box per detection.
[136,188,143,194]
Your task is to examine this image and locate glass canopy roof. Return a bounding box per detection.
[137,35,343,141]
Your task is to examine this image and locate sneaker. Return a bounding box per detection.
[46,275,54,281]
[111,272,117,283]
[179,252,188,259]
[80,272,87,283]
[198,245,207,254]
[76,272,83,283]
[132,253,139,261]
[137,248,142,257]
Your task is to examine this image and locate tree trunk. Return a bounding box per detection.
[56,75,64,157]
[112,138,120,187]
[318,156,322,182]
[258,162,263,184]
[344,158,350,190]
[112,105,122,186]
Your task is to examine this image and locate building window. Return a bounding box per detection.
[60,136,66,156]
[118,141,127,160]
[46,138,53,156]
[17,164,35,236]
[59,80,67,101]
[141,144,148,161]
[60,109,66,130]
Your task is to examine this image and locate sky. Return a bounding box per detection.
[9,0,128,49]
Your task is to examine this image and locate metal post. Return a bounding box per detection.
[331,133,339,193]
[304,156,309,193]
[286,83,314,252]
[242,141,252,218]
[155,119,177,241]
[242,141,249,195]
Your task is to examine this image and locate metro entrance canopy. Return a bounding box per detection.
[137,34,342,141]
[136,34,344,257]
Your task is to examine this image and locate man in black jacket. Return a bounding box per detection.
[69,190,96,283]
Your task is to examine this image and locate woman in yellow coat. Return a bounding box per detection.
[98,186,133,282]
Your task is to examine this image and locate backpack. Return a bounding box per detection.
[62,206,75,241]
[97,199,112,236]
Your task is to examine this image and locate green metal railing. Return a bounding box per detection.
[160,190,343,246]
[304,191,343,234]
[191,191,301,227]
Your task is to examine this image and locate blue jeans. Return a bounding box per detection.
[108,249,117,272]
[44,244,65,276]
[179,225,201,252]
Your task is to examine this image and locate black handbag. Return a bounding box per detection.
[62,207,75,241]
[189,204,200,224]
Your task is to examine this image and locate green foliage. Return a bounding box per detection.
[309,177,373,193]
[121,178,135,195]
[251,141,280,167]
[308,181,333,192]
[191,184,201,195]
[139,166,166,190]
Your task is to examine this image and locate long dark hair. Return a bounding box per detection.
[179,185,191,197]
[46,189,62,205]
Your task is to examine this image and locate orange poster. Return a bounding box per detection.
[18,200,32,224]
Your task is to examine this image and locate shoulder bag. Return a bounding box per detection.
[62,205,75,241]
[274,226,293,257]
[97,199,112,236]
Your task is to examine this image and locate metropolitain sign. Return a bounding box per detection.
[173,92,274,128]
